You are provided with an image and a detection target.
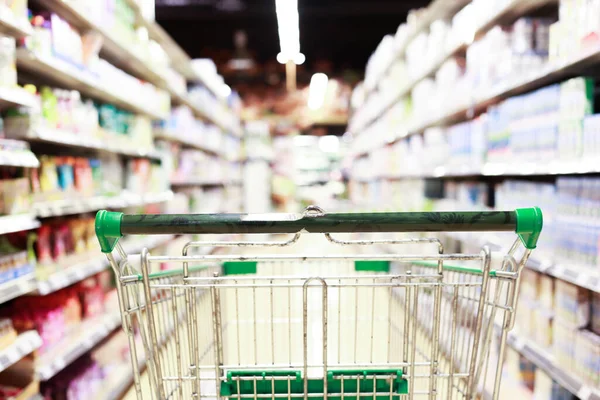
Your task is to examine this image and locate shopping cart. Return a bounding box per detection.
[95,206,542,400]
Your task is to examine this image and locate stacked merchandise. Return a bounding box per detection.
[350,0,600,157]
[5,84,156,153]
[0,0,243,397]
[352,76,597,178]
[4,273,113,351]
[349,0,600,398]
[517,270,600,394]
[23,9,170,116]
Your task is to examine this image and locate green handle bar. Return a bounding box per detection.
[95,208,542,253]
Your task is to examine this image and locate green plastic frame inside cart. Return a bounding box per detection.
[94,207,543,253]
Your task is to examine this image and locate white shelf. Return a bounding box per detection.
[506,331,600,400]
[0,273,37,305]
[8,125,162,159]
[0,214,40,235]
[170,90,232,132]
[16,49,166,120]
[154,130,224,156]
[33,190,173,218]
[352,37,600,155]
[353,159,600,180]
[444,231,600,293]
[35,0,168,90]
[358,0,555,125]
[36,235,175,295]
[362,0,470,98]
[0,7,32,38]
[35,313,121,381]
[0,86,39,109]
[0,149,39,168]
[0,331,42,373]
[171,179,227,187]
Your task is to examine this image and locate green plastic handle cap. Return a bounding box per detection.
[95,210,124,253]
[515,207,543,250]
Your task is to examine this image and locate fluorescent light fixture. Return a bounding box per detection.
[275,0,304,64]
[308,73,328,110]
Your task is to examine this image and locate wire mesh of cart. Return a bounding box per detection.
[95,206,543,400]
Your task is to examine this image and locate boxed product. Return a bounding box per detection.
[554,279,590,327]
[520,268,540,301]
[533,308,553,348]
[574,329,600,388]
[539,274,555,310]
[0,177,30,214]
[552,319,578,369]
[533,368,577,400]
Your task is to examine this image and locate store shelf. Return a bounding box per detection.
[154,130,224,156]
[357,0,556,126]
[506,331,600,400]
[100,361,142,400]
[8,125,161,159]
[0,214,40,235]
[0,140,39,168]
[0,86,38,109]
[362,0,470,99]
[16,49,166,120]
[36,235,174,295]
[171,179,227,187]
[0,331,42,373]
[35,313,121,381]
[0,273,37,305]
[34,0,168,89]
[354,158,600,181]
[169,90,231,132]
[0,7,32,38]
[352,39,600,157]
[33,190,173,218]
[444,231,600,293]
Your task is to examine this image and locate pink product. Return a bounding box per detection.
[41,356,103,399]
[11,307,65,352]
[66,363,103,400]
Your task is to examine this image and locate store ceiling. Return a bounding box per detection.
[156,0,431,72]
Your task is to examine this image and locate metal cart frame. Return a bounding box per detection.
[95,206,542,400]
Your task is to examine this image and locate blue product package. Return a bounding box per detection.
[57,162,74,191]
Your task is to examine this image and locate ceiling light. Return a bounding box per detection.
[293,52,305,65]
[275,0,301,64]
[308,73,328,110]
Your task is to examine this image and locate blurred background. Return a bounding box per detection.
[0,0,596,399]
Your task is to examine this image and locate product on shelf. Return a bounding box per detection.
[40,353,103,399]
[4,84,156,153]
[22,11,170,116]
[0,35,16,88]
[154,105,242,160]
[0,234,34,285]
[0,170,30,215]
[3,273,113,352]
[353,76,600,177]
[31,216,96,278]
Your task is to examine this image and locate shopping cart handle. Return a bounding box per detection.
[95,207,542,253]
